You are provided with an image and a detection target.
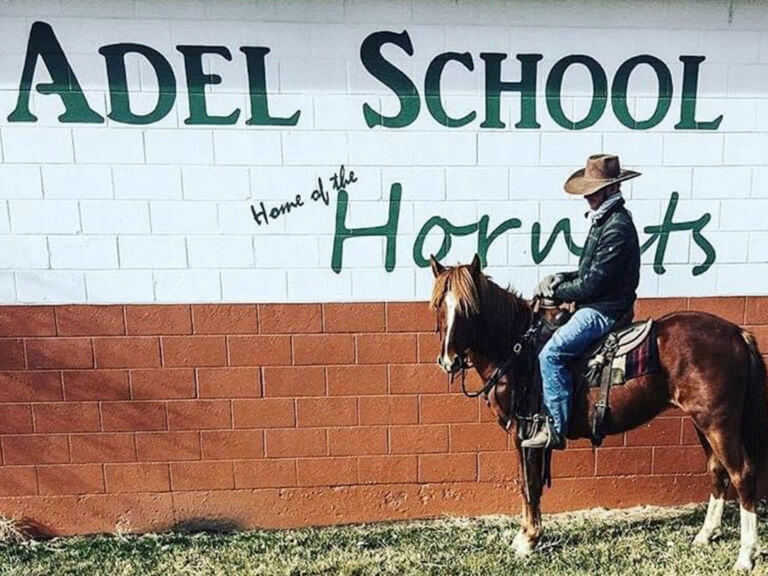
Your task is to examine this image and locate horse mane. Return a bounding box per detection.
[430,264,530,361]
[429,265,484,316]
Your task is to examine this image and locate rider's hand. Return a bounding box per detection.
[536,274,565,299]
[549,273,565,294]
[535,274,555,298]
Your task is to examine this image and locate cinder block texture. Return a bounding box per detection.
[0,297,735,534]
[0,0,762,302]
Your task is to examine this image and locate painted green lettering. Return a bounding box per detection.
[412,215,521,268]
[477,216,522,266]
[177,45,239,125]
[100,43,176,125]
[332,183,401,273]
[396,194,714,275]
[8,21,103,123]
[641,191,716,276]
[546,55,607,130]
[480,53,542,129]
[424,52,476,128]
[413,217,478,267]
[360,31,420,129]
[675,56,723,130]
[240,47,300,126]
[531,219,583,263]
[612,55,672,129]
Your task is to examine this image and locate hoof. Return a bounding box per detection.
[512,530,534,557]
[514,539,533,557]
[693,530,712,546]
[733,549,755,572]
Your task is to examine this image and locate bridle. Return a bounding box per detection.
[435,295,554,497]
[457,320,540,401]
[436,299,541,428]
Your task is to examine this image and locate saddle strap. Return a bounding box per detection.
[591,335,619,446]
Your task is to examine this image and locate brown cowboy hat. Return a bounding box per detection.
[563,154,641,196]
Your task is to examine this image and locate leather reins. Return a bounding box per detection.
[436,299,552,500]
[454,315,541,410]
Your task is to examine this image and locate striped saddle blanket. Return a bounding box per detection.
[582,319,661,387]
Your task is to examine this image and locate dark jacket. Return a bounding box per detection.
[553,198,640,321]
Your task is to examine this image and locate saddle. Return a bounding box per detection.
[532,298,659,446]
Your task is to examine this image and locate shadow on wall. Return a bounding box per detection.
[2,517,57,541]
[1,516,246,541]
[166,518,245,534]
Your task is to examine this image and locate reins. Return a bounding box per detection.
[453,315,547,501]
[456,310,540,402]
[435,285,554,499]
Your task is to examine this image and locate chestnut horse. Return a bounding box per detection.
[429,255,767,571]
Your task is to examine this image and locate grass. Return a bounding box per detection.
[0,502,767,576]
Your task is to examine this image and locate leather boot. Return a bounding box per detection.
[521,420,565,450]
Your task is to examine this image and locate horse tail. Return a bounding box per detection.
[741,329,768,474]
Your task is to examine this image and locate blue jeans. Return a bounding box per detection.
[538,307,614,437]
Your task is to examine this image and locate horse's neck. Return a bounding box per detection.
[471,282,531,377]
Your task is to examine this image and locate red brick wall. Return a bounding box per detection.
[0,297,763,535]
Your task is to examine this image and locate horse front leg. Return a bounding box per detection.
[513,445,544,556]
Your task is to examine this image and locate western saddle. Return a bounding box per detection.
[534,298,654,446]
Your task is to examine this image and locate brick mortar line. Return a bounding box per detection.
[0,469,713,493]
[0,468,713,496]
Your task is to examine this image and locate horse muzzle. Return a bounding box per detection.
[436,353,468,374]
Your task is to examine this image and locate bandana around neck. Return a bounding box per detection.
[588,192,623,224]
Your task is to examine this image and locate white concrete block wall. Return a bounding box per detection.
[118,236,187,269]
[114,166,182,200]
[0,0,766,303]
[49,236,118,269]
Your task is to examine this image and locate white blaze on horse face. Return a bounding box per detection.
[734,505,758,571]
[442,291,459,369]
[693,495,724,545]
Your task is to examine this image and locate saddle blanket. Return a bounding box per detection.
[600,322,661,386]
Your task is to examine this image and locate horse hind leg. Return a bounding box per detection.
[693,430,728,545]
[733,460,759,572]
[704,431,759,571]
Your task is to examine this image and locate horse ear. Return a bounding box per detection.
[470,253,482,274]
[430,254,445,278]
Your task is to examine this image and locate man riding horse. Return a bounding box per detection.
[430,152,765,570]
[522,153,641,450]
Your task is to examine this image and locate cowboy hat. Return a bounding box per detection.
[563,153,641,196]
